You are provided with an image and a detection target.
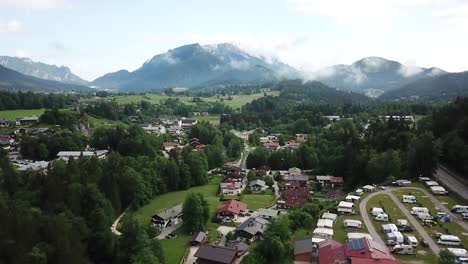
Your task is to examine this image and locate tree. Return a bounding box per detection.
[438,249,456,264]
[367,150,401,183]
[182,193,209,232]
[255,217,291,264]
[407,132,439,178]
[288,210,313,230]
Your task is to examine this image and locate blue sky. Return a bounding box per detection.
[1,0,467,80]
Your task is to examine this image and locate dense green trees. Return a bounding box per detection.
[20,131,88,160]
[182,193,210,232]
[0,91,75,110]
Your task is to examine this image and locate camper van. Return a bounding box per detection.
[402,195,417,204]
[417,212,433,220]
[392,244,415,255]
[411,207,429,215]
[375,213,389,222]
[437,235,462,246]
[451,205,468,214]
[448,248,468,258]
[387,231,404,244]
[371,207,384,216]
[405,235,418,247]
[344,219,362,229]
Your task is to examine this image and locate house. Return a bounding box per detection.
[178,118,198,129]
[235,217,269,243]
[218,200,247,219]
[249,179,266,191]
[315,238,401,264]
[293,239,314,262]
[220,182,242,195]
[15,160,49,171]
[363,185,376,192]
[30,128,50,136]
[257,208,281,220]
[228,241,249,256]
[254,166,270,177]
[56,150,109,161]
[141,124,166,134]
[194,245,237,264]
[284,175,309,189]
[162,142,177,152]
[0,119,11,127]
[15,115,39,126]
[324,115,341,122]
[337,201,355,215]
[286,140,301,149]
[316,175,344,188]
[263,142,280,151]
[276,187,310,209]
[151,203,183,229]
[289,167,302,174]
[0,135,14,149]
[324,189,346,199]
[191,231,207,246]
[259,135,277,143]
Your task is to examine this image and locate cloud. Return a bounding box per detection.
[49,41,65,52]
[398,64,423,77]
[288,0,433,25]
[0,20,22,33]
[0,0,72,10]
[434,2,468,28]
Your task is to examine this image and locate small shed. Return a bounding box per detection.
[190,231,207,246]
[363,185,376,192]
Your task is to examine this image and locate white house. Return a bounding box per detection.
[220,182,242,195]
[249,179,266,191]
[152,204,183,229]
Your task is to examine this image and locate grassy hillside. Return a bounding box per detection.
[0,109,46,120]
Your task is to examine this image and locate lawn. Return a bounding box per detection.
[241,194,275,210]
[161,228,191,264]
[392,188,468,249]
[85,114,127,128]
[365,193,437,264]
[193,115,221,125]
[133,177,222,226]
[0,109,45,120]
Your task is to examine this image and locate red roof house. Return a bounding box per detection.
[276,187,310,209]
[317,239,346,264]
[263,142,279,150]
[218,200,247,218]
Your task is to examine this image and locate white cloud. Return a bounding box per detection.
[288,0,433,25]
[0,20,22,33]
[0,0,72,10]
[398,64,424,77]
[434,2,468,28]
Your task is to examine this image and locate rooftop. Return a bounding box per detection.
[153,204,183,220]
[218,199,247,214]
[194,245,237,264]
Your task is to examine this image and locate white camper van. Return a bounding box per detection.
[411,207,429,215]
[405,235,418,247]
[417,212,433,220]
[371,207,384,216]
[451,205,468,214]
[402,195,417,204]
[392,244,414,255]
[375,213,389,222]
[438,235,462,246]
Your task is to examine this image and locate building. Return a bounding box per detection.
[316,175,344,188]
[257,208,281,220]
[363,185,376,192]
[0,119,11,127]
[56,150,109,161]
[276,187,310,209]
[0,135,14,149]
[322,212,338,223]
[151,203,183,229]
[235,217,269,243]
[286,140,301,149]
[337,201,355,215]
[141,124,166,134]
[315,239,346,264]
[162,142,177,152]
[317,219,334,229]
[284,174,309,189]
[218,200,247,219]
[263,142,280,151]
[293,239,314,262]
[15,160,49,171]
[430,186,448,195]
[249,179,266,191]
[220,182,242,195]
[15,115,39,126]
[194,245,237,264]
[228,241,249,257]
[191,231,207,246]
[178,118,198,129]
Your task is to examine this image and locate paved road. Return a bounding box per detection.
[435,165,468,201]
[360,189,440,255]
[157,223,182,239]
[110,207,129,236]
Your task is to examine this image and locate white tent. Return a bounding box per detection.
[317,219,334,229]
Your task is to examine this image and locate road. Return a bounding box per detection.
[360,189,440,255]
[435,165,468,201]
[110,207,129,236]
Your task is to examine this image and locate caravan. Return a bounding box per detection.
[411,207,429,215]
[344,219,362,229]
[438,235,462,246]
[451,205,468,214]
[375,213,389,222]
[371,207,384,216]
[392,244,414,255]
[402,195,417,204]
[417,212,433,220]
[405,235,418,247]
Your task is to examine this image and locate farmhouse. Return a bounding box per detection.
[235,217,269,243]
[218,200,247,219]
[276,187,310,209]
[263,142,280,151]
[151,203,183,229]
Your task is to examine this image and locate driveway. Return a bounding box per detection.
[110,207,129,236]
[185,246,199,264]
[435,165,468,201]
[157,223,182,239]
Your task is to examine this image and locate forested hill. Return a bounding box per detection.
[277,80,372,105]
[0,65,91,93]
[381,71,468,102]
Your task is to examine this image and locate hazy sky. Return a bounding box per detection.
[1,0,467,80]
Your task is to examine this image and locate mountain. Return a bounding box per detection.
[312,57,446,97]
[92,43,298,91]
[381,71,468,102]
[0,65,91,92]
[0,56,88,85]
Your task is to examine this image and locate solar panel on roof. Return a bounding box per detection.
[348,238,366,251]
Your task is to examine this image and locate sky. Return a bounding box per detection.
[1,0,468,81]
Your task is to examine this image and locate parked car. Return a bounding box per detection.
[399,226,413,233]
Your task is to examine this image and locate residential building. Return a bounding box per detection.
[217,200,247,219]
[257,208,281,220]
[285,174,309,189]
[56,150,109,161]
[151,203,183,229]
[162,142,177,152]
[228,241,249,257]
[235,217,269,243]
[316,175,344,188]
[220,182,242,195]
[178,118,198,129]
[0,119,11,127]
[263,142,280,151]
[15,115,39,126]
[194,245,237,264]
[293,239,314,262]
[276,187,310,209]
[249,179,266,191]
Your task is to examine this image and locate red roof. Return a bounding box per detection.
[317,240,346,264]
[344,238,398,262]
[263,142,279,148]
[218,200,247,215]
[162,142,177,147]
[331,176,344,184]
[279,187,310,208]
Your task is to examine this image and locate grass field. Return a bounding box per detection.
[85,114,127,128]
[241,194,276,210]
[192,115,221,125]
[0,109,45,120]
[365,193,437,264]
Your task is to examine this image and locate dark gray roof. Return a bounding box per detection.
[294,239,313,255]
[153,204,183,220]
[228,240,249,255]
[235,217,269,236]
[191,231,207,243]
[194,245,237,264]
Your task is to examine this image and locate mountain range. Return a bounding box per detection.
[0,65,91,93]
[91,43,298,91]
[0,56,88,86]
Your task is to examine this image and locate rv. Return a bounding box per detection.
[387,231,404,244]
[402,195,417,204]
[375,213,389,222]
[355,189,364,196]
[344,219,362,229]
[405,235,418,247]
[337,201,355,214]
[317,219,334,229]
[392,244,414,255]
[347,233,372,241]
[418,177,431,182]
[431,186,448,195]
[411,207,429,215]
[437,235,462,246]
[371,207,384,216]
[448,248,468,258]
[382,224,398,234]
[451,205,468,214]
[396,219,409,227]
[425,181,439,187]
[417,212,433,220]
[312,228,334,245]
